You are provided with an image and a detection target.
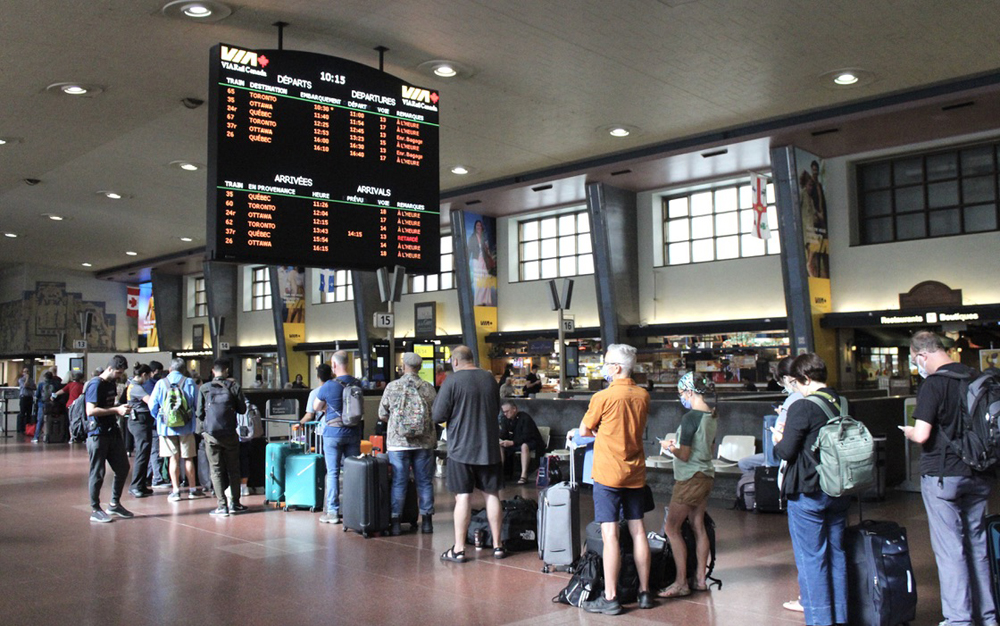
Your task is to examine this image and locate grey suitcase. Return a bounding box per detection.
[538,439,582,572]
[342,454,391,538]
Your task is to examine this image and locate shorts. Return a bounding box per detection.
[593,481,646,523]
[160,433,197,459]
[670,472,714,507]
[447,460,503,495]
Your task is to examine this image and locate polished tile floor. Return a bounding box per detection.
[1,436,975,625]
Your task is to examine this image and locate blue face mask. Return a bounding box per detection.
[680,393,692,409]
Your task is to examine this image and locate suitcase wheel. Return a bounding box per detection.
[362,532,370,538]
[542,565,551,574]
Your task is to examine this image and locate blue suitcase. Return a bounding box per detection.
[265,441,302,504]
[284,453,326,512]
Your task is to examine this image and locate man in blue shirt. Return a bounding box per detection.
[149,358,205,502]
[314,350,362,524]
[85,355,133,523]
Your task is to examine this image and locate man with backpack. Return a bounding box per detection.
[149,358,205,502]
[196,359,248,517]
[314,350,364,524]
[377,352,437,535]
[84,355,134,523]
[903,330,998,626]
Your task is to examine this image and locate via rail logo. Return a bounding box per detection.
[220,45,269,68]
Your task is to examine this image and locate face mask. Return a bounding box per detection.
[601,364,614,383]
[679,393,692,409]
[915,355,928,379]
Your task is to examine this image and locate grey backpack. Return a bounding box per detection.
[807,392,875,498]
[338,379,365,427]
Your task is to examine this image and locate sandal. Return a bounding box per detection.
[657,583,691,598]
[493,545,509,559]
[690,582,709,592]
[517,477,528,485]
[440,547,467,563]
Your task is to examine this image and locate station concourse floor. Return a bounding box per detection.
[1,436,971,626]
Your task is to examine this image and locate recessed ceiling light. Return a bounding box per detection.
[81,262,92,267]
[598,124,642,138]
[0,139,6,146]
[834,72,858,85]
[451,166,469,175]
[45,214,65,221]
[179,236,194,242]
[169,160,202,172]
[162,0,232,22]
[125,251,138,256]
[417,60,474,80]
[0,137,23,146]
[4,232,18,238]
[820,68,874,89]
[96,190,128,200]
[45,82,105,97]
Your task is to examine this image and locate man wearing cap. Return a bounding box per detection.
[579,343,654,614]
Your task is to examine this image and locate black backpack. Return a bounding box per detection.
[201,381,237,435]
[552,551,603,607]
[69,379,98,441]
[932,367,1000,473]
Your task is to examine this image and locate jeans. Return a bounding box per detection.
[388,449,435,518]
[87,429,130,509]
[921,474,997,626]
[323,435,360,514]
[737,453,765,473]
[786,491,850,626]
[33,404,48,441]
[127,415,154,492]
[204,432,242,508]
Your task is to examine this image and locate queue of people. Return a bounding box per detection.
[67,331,996,626]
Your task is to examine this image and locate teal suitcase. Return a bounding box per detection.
[265,441,303,505]
[284,453,326,512]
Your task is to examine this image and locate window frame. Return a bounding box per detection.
[408,234,455,294]
[516,209,594,282]
[660,179,780,267]
[250,266,272,311]
[318,269,354,303]
[856,140,1000,245]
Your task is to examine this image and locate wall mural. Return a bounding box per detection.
[0,281,117,354]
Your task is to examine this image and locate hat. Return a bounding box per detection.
[677,372,713,395]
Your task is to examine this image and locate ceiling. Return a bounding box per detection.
[2,0,1000,277]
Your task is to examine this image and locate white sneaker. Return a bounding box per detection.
[240,484,250,497]
[782,600,804,612]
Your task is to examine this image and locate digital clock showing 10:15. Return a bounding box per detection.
[206,43,441,275]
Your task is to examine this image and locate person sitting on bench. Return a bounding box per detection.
[499,401,545,484]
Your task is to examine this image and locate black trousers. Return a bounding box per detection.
[17,397,33,433]
[203,432,242,508]
[127,415,154,492]
[87,428,130,509]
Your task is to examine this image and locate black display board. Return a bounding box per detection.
[207,44,440,273]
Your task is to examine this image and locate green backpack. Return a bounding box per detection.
[163,382,191,428]
[807,391,875,498]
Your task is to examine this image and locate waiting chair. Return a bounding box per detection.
[713,435,756,469]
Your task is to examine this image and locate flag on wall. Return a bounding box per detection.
[751,175,771,240]
[126,286,140,317]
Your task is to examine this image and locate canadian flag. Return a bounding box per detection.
[127,286,140,317]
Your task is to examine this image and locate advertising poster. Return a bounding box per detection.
[794,148,836,374]
[138,282,157,349]
[981,349,1000,371]
[276,266,309,382]
[464,211,498,363]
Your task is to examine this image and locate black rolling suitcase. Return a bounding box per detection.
[987,514,1000,609]
[753,465,784,512]
[846,517,917,626]
[44,412,69,443]
[342,454,391,538]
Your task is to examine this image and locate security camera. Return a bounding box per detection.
[181,97,204,109]
[23,178,41,186]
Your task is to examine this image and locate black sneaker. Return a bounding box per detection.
[229,503,248,514]
[421,515,433,534]
[582,595,622,616]
[129,489,149,499]
[90,509,113,523]
[638,591,655,609]
[390,518,402,536]
[209,506,229,517]
[107,503,134,519]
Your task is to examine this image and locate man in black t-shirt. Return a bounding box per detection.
[902,331,997,626]
[85,355,134,524]
[523,365,543,396]
[432,346,504,563]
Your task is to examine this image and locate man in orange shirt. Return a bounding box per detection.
[579,343,653,614]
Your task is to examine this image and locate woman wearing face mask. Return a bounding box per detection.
[772,353,851,626]
[658,372,717,598]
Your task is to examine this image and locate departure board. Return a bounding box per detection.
[206,44,440,273]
